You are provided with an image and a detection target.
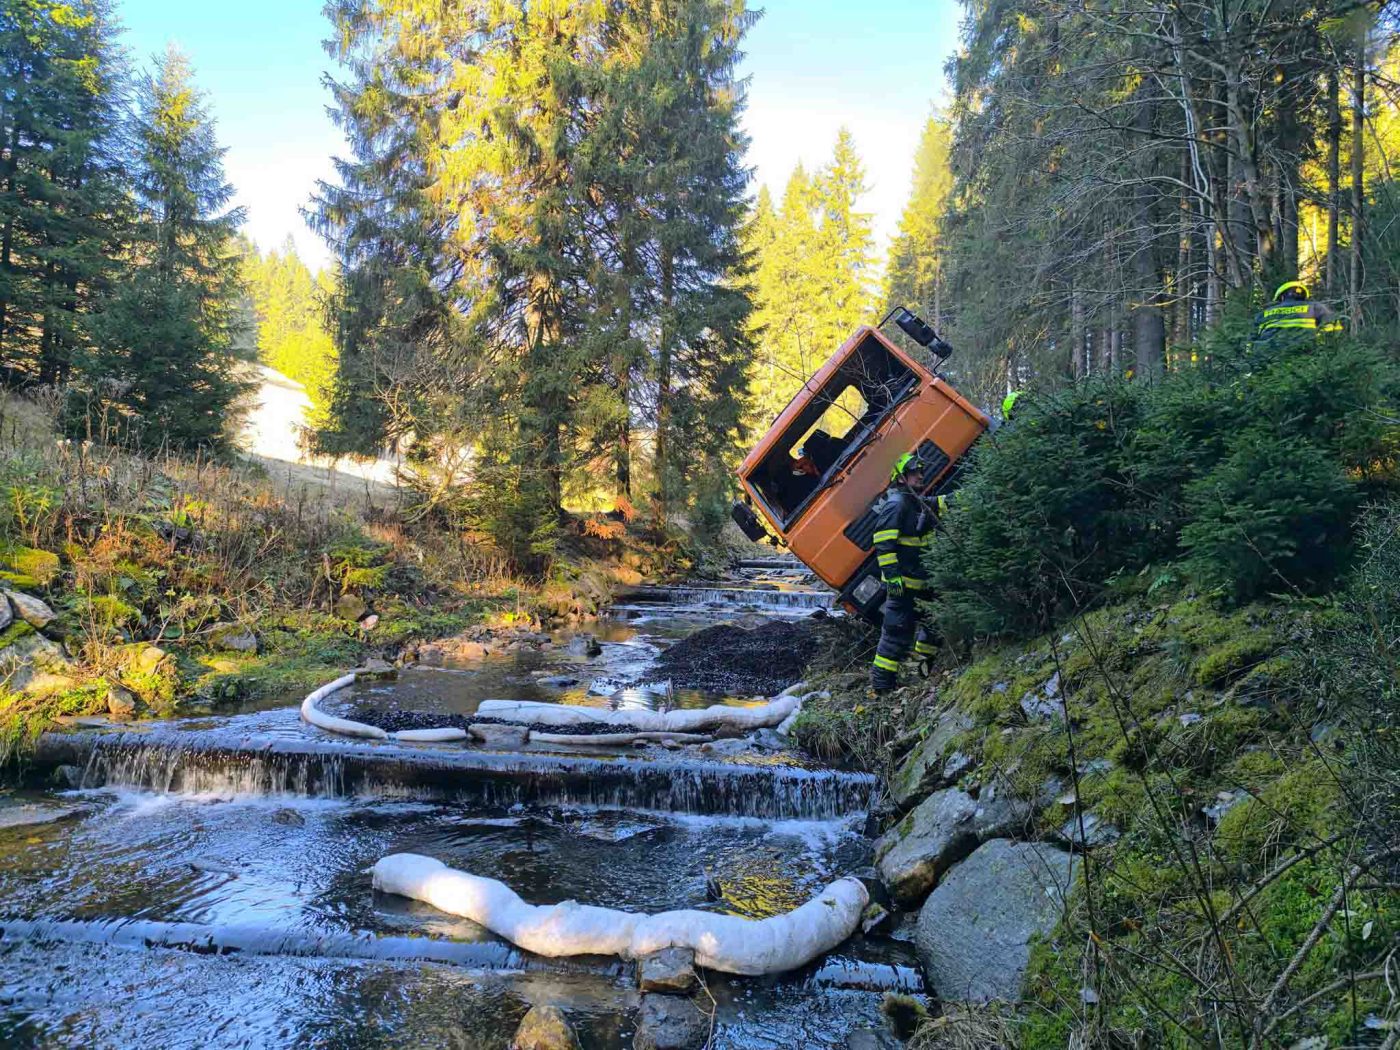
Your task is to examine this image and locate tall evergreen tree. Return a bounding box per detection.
[0,0,126,386]
[244,238,338,425]
[84,46,249,449]
[744,133,875,428]
[885,113,953,329]
[317,0,756,555]
[586,0,755,518]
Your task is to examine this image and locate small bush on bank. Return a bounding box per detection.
[927,332,1398,643]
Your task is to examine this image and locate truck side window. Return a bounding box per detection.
[751,332,917,525]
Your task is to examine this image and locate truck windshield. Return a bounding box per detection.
[752,333,916,525]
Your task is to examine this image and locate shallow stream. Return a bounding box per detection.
[0,576,914,1049]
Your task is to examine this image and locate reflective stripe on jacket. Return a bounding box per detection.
[872,487,932,589]
[1257,301,1325,332]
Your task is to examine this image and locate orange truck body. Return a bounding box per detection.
[735,324,990,618]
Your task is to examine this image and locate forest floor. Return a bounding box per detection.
[0,392,710,762]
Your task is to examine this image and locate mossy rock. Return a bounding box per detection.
[0,571,40,590]
[0,619,36,651]
[117,644,179,708]
[1213,760,1341,863]
[0,546,60,587]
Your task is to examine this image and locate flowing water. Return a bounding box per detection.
[0,581,915,1049]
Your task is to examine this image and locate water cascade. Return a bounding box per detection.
[33,725,877,821]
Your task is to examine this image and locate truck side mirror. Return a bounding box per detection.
[731,500,769,543]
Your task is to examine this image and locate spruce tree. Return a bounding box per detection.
[244,238,337,424]
[85,46,249,450]
[745,133,875,428]
[0,0,126,385]
[589,0,755,519]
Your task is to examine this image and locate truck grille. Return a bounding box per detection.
[843,439,954,551]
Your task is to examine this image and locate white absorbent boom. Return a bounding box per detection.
[371,853,868,976]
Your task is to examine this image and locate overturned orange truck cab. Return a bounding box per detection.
[731,317,990,621]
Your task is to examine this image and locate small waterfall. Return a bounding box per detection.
[616,585,832,613]
[39,728,876,821]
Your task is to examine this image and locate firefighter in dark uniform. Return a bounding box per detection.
[870,452,946,693]
[1255,281,1341,340]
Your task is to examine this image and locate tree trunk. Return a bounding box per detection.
[655,250,674,520]
[1175,158,1192,349]
[1131,98,1165,379]
[1070,287,1085,379]
[1326,68,1341,294]
[1224,67,1274,272]
[1349,33,1365,327]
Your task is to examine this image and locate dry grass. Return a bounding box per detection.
[909,1006,1021,1049]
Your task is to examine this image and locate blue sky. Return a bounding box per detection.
[117,0,962,270]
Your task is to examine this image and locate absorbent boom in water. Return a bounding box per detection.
[371,853,868,976]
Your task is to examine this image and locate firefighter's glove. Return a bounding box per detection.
[884,576,905,598]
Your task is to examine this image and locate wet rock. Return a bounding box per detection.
[0,597,11,632]
[876,787,1036,905]
[567,633,603,657]
[512,1005,581,1050]
[106,683,138,720]
[1019,671,1062,721]
[272,808,306,827]
[53,764,84,788]
[698,737,754,757]
[1056,812,1120,849]
[536,674,581,688]
[333,593,368,622]
[889,708,975,808]
[207,622,258,653]
[633,994,709,1050]
[416,645,445,667]
[469,723,530,748]
[638,947,699,995]
[846,1030,899,1050]
[4,590,55,629]
[915,839,1079,1003]
[452,641,489,661]
[361,657,395,676]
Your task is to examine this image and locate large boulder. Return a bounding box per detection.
[4,590,55,629]
[889,708,974,808]
[915,839,1079,1003]
[512,1004,581,1050]
[875,787,1036,905]
[633,995,709,1050]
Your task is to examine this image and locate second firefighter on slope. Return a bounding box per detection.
[870,452,946,694]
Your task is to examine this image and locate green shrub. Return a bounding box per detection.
[926,333,1398,643]
[926,377,1153,641]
